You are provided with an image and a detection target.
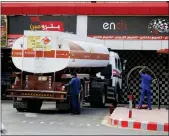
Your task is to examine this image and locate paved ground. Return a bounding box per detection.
[1,101,168,135]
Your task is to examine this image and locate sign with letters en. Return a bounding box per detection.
[87,16,169,40]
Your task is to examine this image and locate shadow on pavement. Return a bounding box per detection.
[38,105,110,115]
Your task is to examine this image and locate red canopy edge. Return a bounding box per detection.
[157,49,169,54]
[1,2,168,15]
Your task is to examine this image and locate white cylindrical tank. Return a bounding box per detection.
[12,36,109,73]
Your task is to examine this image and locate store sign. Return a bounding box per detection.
[87,16,169,40]
[29,21,64,31]
[7,16,77,47]
[103,20,127,31]
[1,15,7,47]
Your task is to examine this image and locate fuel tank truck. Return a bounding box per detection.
[8,31,125,113]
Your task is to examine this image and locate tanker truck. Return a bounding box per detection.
[8,31,125,113]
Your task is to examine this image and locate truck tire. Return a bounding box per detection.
[115,83,122,104]
[100,89,106,107]
[90,102,97,108]
[26,99,42,113]
[79,85,84,110]
[56,102,69,112]
[16,108,25,112]
[90,87,105,108]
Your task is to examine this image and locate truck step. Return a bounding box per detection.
[107,96,115,100]
[107,91,114,95]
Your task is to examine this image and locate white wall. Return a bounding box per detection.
[76,15,168,51]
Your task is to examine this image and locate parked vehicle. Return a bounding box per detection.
[8,31,126,113]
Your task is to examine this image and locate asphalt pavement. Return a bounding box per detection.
[1,100,168,135]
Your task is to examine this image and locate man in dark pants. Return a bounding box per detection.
[64,72,81,114]
[138,67,155,110]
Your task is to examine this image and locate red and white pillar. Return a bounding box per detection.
[129,95,133,118]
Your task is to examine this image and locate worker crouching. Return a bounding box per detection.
[64,72,81,114]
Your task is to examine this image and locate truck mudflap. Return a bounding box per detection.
[7,89,67,100]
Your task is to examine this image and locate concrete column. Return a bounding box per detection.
[76,15,87,37]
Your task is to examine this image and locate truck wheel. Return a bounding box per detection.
[56,102,69,112]
[101,91,106,107]
[97,89,106,107]
[115,84,121,103]
[90,102,98,108]
[34,100,42,112]
[79,85,84,109]
[16,108,25,112]
[90,88,105,108]
[27,99,42,113]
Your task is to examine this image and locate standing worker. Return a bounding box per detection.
[64,72,81,114]
[138,67,155,110]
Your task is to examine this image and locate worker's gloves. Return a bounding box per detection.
[62,86,65,91]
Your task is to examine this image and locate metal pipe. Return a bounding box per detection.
[126,66,160,109]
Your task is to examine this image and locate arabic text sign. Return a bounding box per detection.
[40,21,64,31]
[29,21,64,31]
[8,16,76,34]
[30,24,41,30]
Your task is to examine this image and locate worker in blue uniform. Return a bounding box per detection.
[138,67,155,110]
[64,72,81,114]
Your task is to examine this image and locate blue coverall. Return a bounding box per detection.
[65,77,81,113]
[138,72,152,109]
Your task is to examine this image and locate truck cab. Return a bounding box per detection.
[95,51,123,106]
[109,51,123,103]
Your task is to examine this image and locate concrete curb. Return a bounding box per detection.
[109,117,168,132]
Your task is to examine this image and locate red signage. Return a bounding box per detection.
[8,16,76,35]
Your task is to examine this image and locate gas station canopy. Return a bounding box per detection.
[157,49,169,54]
[1,2,168,15]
